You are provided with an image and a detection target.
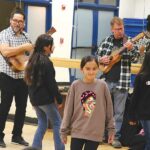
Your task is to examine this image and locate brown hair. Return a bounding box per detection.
[110,17,124,27]
[80,55,99,69]
[10,7,25,20]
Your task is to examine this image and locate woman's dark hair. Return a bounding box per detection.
[24,34,53,86]
[146,15,150,31]
[10,7,25,20]
[138,50,150,78]
[80,55,99,69]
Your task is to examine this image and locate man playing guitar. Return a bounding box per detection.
[0,7,33,148]
[96,17,139,148]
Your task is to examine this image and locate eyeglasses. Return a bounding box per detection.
[12,19,24,25]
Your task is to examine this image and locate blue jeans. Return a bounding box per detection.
[32,103,65,150]
[106,81,128,139]
[141,120,150,150]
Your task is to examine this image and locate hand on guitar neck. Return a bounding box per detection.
[124,40,133,51]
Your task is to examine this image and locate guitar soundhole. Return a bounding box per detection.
[109,56,113,60]
[24,51,30,56]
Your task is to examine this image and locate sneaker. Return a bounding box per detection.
[0,139,6,148]
[11,136,29,146]
[112,139,122,148]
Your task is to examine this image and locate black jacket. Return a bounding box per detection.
[28,58,63,106]
[129,74,150,120]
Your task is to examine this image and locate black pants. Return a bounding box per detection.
[0,73,28,139]
[71,138,99,150]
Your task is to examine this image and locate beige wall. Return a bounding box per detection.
[119,0,150,19]
[0,1,21,31]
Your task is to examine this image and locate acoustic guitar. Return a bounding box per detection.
[6,27,56,72]
[99,32,146,73]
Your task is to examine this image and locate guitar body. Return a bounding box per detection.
[99,54,121,73]
[8,27,56,72]
[8,50,31,72]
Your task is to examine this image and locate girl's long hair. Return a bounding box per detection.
[24,34,53,86]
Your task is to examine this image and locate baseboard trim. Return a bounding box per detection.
[8,114,38,125]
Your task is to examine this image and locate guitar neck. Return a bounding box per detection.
[116,32,145,56]
[118,46,126,55]
[131,32,145,43]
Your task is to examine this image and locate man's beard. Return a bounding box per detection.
[116,34,124,39]
[13,26,22,34]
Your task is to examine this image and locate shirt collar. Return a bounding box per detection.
[8,26,16,35]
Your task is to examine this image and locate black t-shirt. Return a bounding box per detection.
[105,38,123,82]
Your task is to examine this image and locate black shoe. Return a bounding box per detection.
[112,139,122,148]
[0,139,6,148]
[11,136,29,146]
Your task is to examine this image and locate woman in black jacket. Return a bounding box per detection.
[129,50,150,150]
[24,34,65,150]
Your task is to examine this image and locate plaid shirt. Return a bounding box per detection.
[96,35,139,90]
[0,27,31,79]
[136,35,150,51]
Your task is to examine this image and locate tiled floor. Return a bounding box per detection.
[3,121,129,150]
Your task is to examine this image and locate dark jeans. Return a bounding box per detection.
[71,138,99,150]
[0,73,28,139]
